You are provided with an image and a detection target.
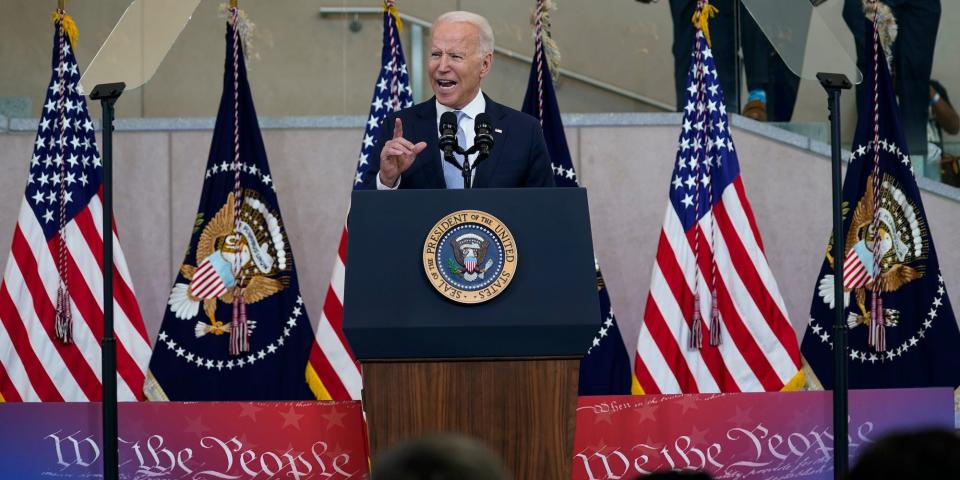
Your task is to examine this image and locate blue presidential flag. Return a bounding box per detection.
[145,21,313,400]
[802,22,960,389]
[521,45,632,395]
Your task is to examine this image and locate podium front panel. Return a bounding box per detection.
[343,188,600,359]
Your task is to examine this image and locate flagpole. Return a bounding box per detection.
[90,81,125,480]
[816,72,852,480]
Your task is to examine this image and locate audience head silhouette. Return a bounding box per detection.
[849,428,960,480]
[372,433,509,480]
[636,471,714,480]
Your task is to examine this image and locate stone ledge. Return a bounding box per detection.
[5,112,958,202]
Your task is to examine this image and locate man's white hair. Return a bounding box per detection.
[434,11,494,56]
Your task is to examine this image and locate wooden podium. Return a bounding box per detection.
[362,359,579,478]
[344,188,600,479]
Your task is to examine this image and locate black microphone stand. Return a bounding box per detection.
[441,149,468,188]
[442,145,490,190]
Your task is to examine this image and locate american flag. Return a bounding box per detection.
[632,29,802,394]
[306,3,413,400]
[0,19,151,401]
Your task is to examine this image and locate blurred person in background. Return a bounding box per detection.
[371,433,510,480]
[635,0,786,122]
[844,0,942,159]
[929,80,960,185]
[848,428,960,479]
[635,471,714,480]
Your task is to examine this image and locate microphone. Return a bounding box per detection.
[438,111,459,155]
[474,112,494,156]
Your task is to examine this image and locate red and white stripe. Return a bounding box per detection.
[0,191,151,401]
[189,258,227,300]
[633,179,802,394]
[842,249,872,290]
[306,226,362,400]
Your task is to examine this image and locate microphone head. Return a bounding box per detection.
[438,111,459,154]
[474,113,492,133]
[439,111,458,136]
[474,113,494,154]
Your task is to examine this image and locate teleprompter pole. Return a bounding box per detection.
[816,72,852,480]
[90,82,125,480]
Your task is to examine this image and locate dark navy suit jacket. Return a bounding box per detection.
[359,95,555,189]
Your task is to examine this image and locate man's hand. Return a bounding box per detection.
[379,118,427,188]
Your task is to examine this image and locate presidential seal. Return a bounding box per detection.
[423,210,517,304]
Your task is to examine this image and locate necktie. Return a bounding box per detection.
[443,110,467,189]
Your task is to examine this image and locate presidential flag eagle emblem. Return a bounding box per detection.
[168,190,290,339]
[817,173,926,334]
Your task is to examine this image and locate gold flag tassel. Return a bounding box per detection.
[863,1,898,70]
[691,2,718,48]
[218,3,263,62]
[531,0,562,85]
[51,9,79,47]
[385,0,404,33]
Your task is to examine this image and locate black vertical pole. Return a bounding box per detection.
[817,72,852,480]
[733,0,742,113]
[90,82,125,480]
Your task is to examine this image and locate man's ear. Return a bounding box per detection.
[479,52,493,79]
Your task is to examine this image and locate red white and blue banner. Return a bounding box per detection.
[572,388,953,479]
[0,389,950,478]
[0,401,369,479]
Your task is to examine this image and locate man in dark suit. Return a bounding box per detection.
[359,11,555,190]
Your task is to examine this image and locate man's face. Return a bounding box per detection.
[428,21,492,110]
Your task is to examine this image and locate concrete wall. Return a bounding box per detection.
[1,114,958,356]
[0,0,670,120]
[2,0,959,147]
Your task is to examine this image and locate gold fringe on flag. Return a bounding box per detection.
[863,0,897,68]
[305,365,334,400]
[780,369,806,392]
[50,10,78,47]
[385,0,404,33]
[218,3,264,62]
[531,0,562,85]
[691,3,718,48]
